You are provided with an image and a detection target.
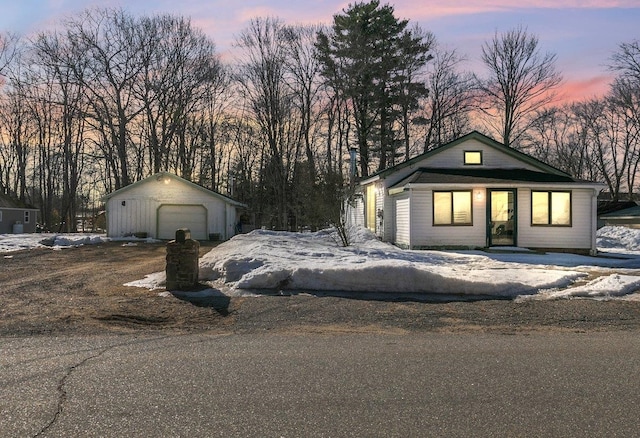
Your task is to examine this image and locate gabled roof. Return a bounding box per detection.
[360,131,571,185]
[102,171,247,208]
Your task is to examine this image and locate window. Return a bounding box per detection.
[531,191,571,226]
[433,191,472,225]
[464,151,482,165]
[24,211,30,223]
[366,184,376,231]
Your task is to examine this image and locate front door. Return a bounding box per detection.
[488,190,516,246]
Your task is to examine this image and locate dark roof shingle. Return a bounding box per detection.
[391,167,581,189]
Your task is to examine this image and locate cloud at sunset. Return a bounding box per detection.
[1,0,638,103]
[558,75,613,104]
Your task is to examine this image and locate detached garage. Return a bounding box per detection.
[103,172,246,240]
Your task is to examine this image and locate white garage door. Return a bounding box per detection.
[158,204,207,240]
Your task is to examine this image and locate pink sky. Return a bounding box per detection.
[3,0,639,103]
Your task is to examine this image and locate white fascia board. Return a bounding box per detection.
[358,175,381,186]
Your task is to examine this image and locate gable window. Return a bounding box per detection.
[366,184,376,232]
[531,191,571,226]
[464,151,482,165]
[433,191,472,225]
[24,211,30,223]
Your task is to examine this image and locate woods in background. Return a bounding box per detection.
[0,2,639,232]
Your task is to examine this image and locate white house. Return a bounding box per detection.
[103,172,246,240]
[348,131,606,255]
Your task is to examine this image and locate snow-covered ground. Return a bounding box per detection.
[3,226,640,301]
[0,233,108,252]
[131,226,640,301]
[0,233,151,253]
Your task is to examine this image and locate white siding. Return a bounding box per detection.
[423,139,540,170]
[346,196,365,229]
[388,186,598,251]
[361,135,602,252]
[395,197,410,246]
[107,198,156,237]
[106,175,239,240]
[406,189,487,248]
[516,188,595,250]
[383,139,547,188]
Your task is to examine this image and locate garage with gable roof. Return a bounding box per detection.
[103,172,246,240]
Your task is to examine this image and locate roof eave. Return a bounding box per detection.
[357,131,573,186]
[102,172,247,207]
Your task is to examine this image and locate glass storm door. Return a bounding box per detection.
[489,190,516,246]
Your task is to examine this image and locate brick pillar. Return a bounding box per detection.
[166,228,200,291]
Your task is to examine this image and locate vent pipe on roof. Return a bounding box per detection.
[228,175,235,197]
[349,147,357,184]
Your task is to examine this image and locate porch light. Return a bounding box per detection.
[474,190,484,202]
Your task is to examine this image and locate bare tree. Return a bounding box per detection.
[0,32,20,194]
[522,105,597,181]
[477,26,562,147]
[136,15,222,179]
[573,98,639,200]
[191,68,233,192]
[65,8,149,189]
[0,42,41,206]
[283,23,325,181]
[609,41,640,197]
[610,40,640,83]
[235,17,296,229]
[31,30,90,231]
[0,32,18,80]
[421,47,475,151]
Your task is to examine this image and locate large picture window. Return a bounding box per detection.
[433,191,472,225]
[531,191,571,226]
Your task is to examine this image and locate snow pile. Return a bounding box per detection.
[4,226,640,300]
[0,233,107,252]
[533,274,640,300]
[194,228,584,297]
[596,226,640,253]
[0,233,162,253]
[124,272,167,290]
